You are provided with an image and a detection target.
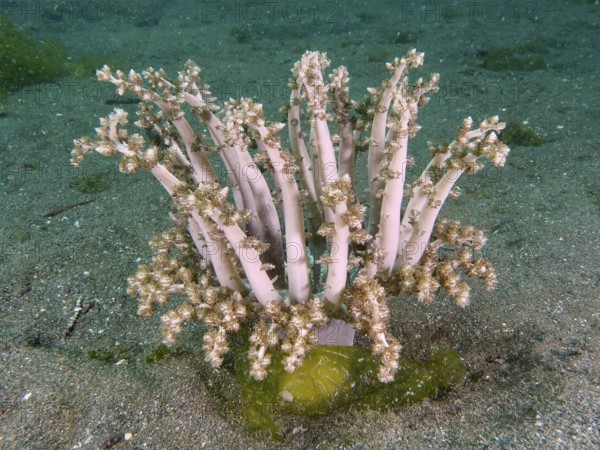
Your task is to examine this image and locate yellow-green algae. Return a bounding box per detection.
[0,16,123,100]
[0,15,72,89]
[232,345,466,440]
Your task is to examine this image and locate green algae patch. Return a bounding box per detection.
[353,346,467,410]
[69,171,111,193]
[0,16,73,90]
[477,44,548,71]
[277,346,377,415]
[500,121,547,148]
[0,16,118,99]
[87,346,130,364]
[145,344,184,364]
[232,345,467,439]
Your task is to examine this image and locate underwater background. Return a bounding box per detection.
[1,0,598,447]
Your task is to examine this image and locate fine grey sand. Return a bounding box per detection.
[1,0,598,448]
